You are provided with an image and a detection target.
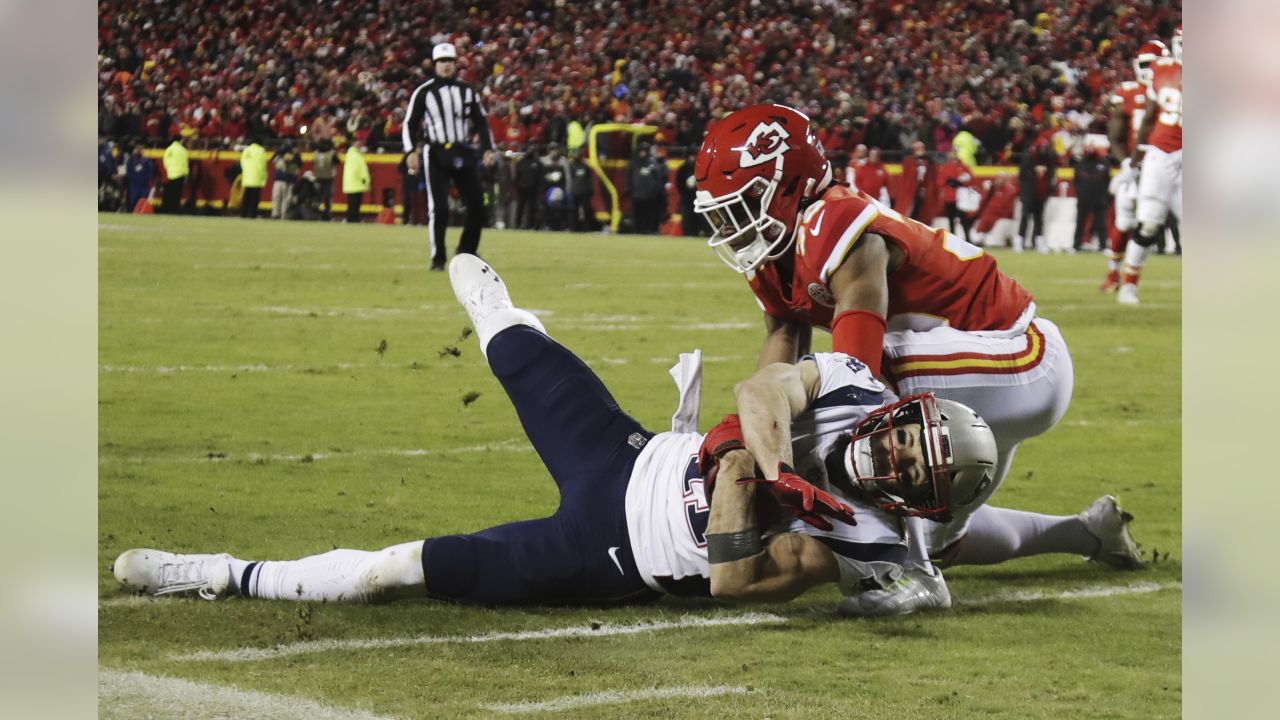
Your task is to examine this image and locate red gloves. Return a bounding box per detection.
[698,415,746,500]
[740,463,857,531]
[698,416,856,530]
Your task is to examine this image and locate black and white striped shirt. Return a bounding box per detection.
[402,77,494,152]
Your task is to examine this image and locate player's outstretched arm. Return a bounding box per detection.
[706,449,838,602]
[732,359,820,478]
[758,313,810,368]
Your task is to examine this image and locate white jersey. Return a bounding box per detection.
[624,353,907,594]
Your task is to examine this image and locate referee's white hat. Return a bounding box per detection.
[432,43,458,61]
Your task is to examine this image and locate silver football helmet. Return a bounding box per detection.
[934,398,999,512]
[843,394,997,522]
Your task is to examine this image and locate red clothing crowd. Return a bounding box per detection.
[98,0,1179,164]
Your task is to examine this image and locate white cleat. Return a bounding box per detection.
[112,549,233,600]
[1117,283,1140,305]
[448,254,544,356]
[836,568,952,617]
[449,254,514,329]
[1079,495,1144,570]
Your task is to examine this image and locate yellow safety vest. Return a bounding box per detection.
[163,141,189,180]
[240,144,268,188]
[342,148,371,194]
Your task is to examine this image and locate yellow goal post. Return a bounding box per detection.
[585,123,657,233]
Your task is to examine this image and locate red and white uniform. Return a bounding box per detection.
[1108,82,1146,236]
[749,185,1031,333]
[1137,58,1183,225]
[747,185,1074,546]
[1110,81,1149,155]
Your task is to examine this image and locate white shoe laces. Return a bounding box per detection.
[156,559,223,600]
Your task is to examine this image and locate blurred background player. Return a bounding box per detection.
[1102,40,1167,292]
[1119,27,1182,305]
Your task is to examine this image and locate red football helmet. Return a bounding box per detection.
[1171,24,1182,62]
[1133,40,1169,86]
[693,104,833,273]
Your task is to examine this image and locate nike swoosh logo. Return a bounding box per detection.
[607,546,625,575]
[809,210,826,236]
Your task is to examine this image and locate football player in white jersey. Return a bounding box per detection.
[113,257,1141,615]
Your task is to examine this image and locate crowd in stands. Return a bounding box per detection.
[100,0,1181,164]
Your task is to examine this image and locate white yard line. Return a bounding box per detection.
[1063,418,1179,427]
[1046,303,1179,311]
[98,669,400,720]
[959,581,1180,607]
[1052,278,1180,289]
[257,305,428,318]
[99,595,167,609]
[100,362,368,374]
[99,440,533,465]
[483,685,748,715]
[169,613,786,663]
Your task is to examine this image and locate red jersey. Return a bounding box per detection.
[936,159,973,204]
[1146,58,1183,152]
[748,186,1034,332]
[1109,81,1149,154]
[852,161,890,198]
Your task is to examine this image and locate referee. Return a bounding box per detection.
[403,42,495,271]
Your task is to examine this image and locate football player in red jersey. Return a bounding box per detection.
[693,104,1077,569]
[1102,40,1168,292]
[1119,29,1182,305]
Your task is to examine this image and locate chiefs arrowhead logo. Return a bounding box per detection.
[737,121,791,168]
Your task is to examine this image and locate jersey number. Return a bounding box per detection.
[682,456,709,547]
[1156,87,1182,127]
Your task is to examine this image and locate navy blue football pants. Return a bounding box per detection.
[420,326,659,605]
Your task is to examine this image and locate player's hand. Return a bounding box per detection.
[698,415,748,502]
[740,463,856,531]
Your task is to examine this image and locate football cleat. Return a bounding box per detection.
[112,548,233,600]
[1078,495,1144,570]
[836,567,952,617]
[448,254,544,356]
[449,254,513,328]
[1100,271,1121,293]
[1117,283,1140,305]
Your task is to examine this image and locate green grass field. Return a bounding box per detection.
[98,214,1181,719]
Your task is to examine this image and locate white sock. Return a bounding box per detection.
[945,505,1098,566]
[238,541,425,603]
[477,307,546,358]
